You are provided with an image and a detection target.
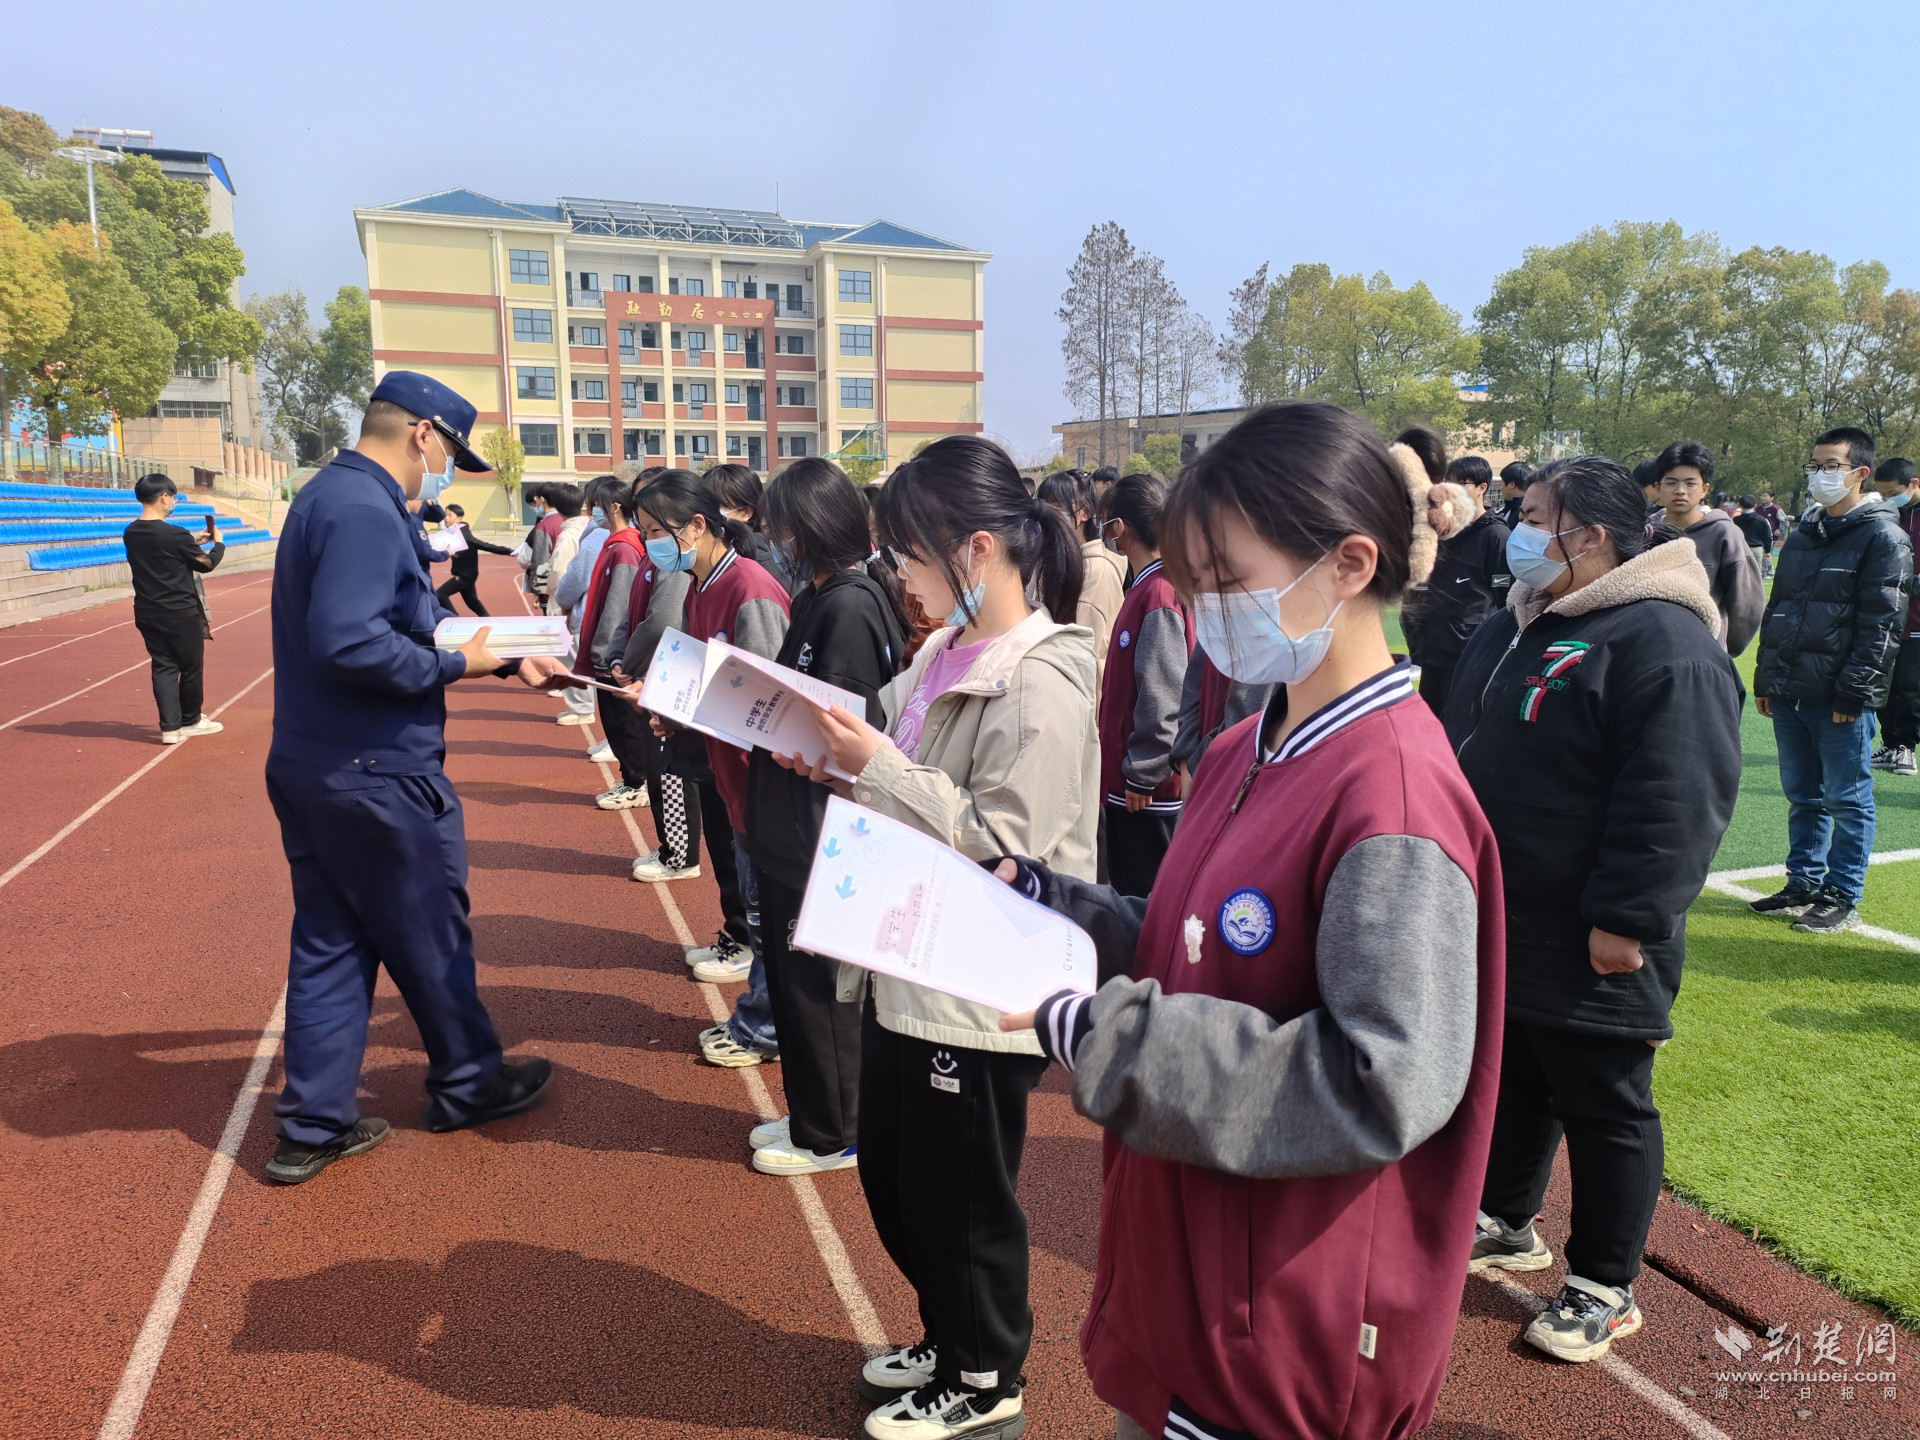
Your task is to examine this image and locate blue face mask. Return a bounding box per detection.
[418,433,454,503]
[945,565,985,629]
[645,532,695,572]
[1506,523,1585,589]
[771,539,796,576]
[591,506,606,524]
[1192,556,1340,685]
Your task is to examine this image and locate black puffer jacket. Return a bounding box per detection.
[1445,539,1744,1039]
[744,565,905,888]
[1754,494,1913,713]
[1403,511,1512,669]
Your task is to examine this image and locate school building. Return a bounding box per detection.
[353,189,989,524]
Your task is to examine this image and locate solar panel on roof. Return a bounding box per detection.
[557,197,806,248]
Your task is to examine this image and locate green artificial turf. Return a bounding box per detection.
[1662,871,1920,1327]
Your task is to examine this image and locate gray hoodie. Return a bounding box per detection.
[1684,509,1764,656]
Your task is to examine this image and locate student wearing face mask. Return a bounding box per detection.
[775,434,1094,1440]
[573,478,656,810]
[986,402,1503,1440]
[1445,456,1742,1364]
[708,461,801,596]
[262,373,570,1184]
[1749,429,1913,931]
[1096,471,1194,896]
[630,470,791,1065]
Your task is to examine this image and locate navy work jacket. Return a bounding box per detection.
[269,449,466,774]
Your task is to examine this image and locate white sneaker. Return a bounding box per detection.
[752,1138,857,1175]
[692,941,753,983]
[178,716,223,737]
[159,730,183,745]
[631,852,701,882]
[595,783,649,810]
[749,1114,791,1150]
[698,1024,775,1068]
[684,932,737,968]
[864,1382,1023,1439]
[556,711,595,726]
[859,1343,939,1401]
[585,739,613,762]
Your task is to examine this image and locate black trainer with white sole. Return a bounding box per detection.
[1467,1209,1554,1273]
[1747,884,1817,915]
[424,1057,553,1133]
[859,1341,940,1402]
[265,1116,390,1184]
[863,1379,1025,1439]
[1524,1276,1642,1362]
[1791,890,1861,934]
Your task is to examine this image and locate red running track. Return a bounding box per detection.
[1,559,1911,1440]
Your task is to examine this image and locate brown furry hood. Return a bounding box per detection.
[1508,537,1720,634]
[1391,442,1439,585]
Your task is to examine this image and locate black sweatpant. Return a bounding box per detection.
[434,575,489,616]
[1419,662,1454,719]
[597,685,653,789]
[1882,635,1920,750]
[1480,1020,1663,1289]
[759,873,861,1152]
[859,1008,1048,1394]
[1104,802,1178,898]
[136,614,205,732]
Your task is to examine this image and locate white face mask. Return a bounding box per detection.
[1808,469,1855,508]
[1192,556,1342,685]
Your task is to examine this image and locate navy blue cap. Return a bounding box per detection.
[368,370,491,472]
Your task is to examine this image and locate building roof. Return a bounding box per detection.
[364,188,977,252]
[107,145,235,195]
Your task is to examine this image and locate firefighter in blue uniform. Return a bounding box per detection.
[263,371,567,1184]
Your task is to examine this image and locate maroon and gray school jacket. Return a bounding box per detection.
[1030,661,1506,1440]
[1098,560,1195,810]
[680,548,791,831]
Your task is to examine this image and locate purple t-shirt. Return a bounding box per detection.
[892,634,991,758]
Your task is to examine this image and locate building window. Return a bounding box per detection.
[687,383,709,406]
[576,272,598,293]
[569,324,603,348]
[685,331,707,354]
[515,366,555,400]
[613,274,631,292]
[154,399,227,419]
[841,377,874,408]
[746,383,763,420]
[509,249,550,285]
[743,281,758,298]
[640,325,657,348]
[727,435,742,456]
[690,434,710,456]
[624,428,640,460]
[637,276,655,294]
[520,423,558,456]
[839,325,873,356]
[787,284,804,310]
[672,383,684,404]
[574,429,610,455]
[621,380,638,406]
[782,334,808,355]
[725,383,741,404]
[646,431,662,455]
[618,326,635,356]
[512,309,552,344]
[671,329,682,350]
[668,278,680,295]
[173,360,219,379]
[722,280,738,298]
[675,434,686,455]
[778,435,809,458]
[838,269,872,302]
[685,278,705,296]
[723,330,741,352]
[572,378,606,401]
[782,386,810,408]
[643,381,659,403]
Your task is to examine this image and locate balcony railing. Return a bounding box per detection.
[566,287,604,309]
[772,299,814,318]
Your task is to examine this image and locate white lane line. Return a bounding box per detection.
[575,719,892,1358]
[94,987,287,1440]
[1709,848,1920,884]
[0,666,274,893]
[0,602,271,732]
[1476,1272,1733,1440]
[0,576,272,668]
[1701,874,1920,956]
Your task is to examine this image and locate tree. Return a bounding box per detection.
[318,285,373,409]
[477,425,525,503]
[1218,262,1270,401]
[246,284,373,463]
[1315,272,1477,435]
[1240,263,1337,404]
[22,224,174,474]
[0,107,58,175]
[0,197,70,480]
[1059,222,1136,466]
[1139,432,1182,475]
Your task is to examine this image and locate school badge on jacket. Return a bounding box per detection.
[1217,888,1275,955]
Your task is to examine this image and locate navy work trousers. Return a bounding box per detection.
[265,758,503,1145]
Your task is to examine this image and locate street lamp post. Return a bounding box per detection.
[50,145,119,247]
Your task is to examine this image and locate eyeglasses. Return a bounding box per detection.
[1804,463,1859,476]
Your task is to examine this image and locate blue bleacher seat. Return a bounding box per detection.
[25,530,273,572]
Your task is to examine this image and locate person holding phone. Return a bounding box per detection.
[123,472,227,744]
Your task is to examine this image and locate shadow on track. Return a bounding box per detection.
[232,1240,872,1433]
[457,780,595,810]
[472,913,690,974]
[467,838,631,878]
[18,719,165,743]
[445,738,585,760]
[0,1027,261,1149]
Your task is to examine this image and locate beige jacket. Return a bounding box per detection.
[544,515,593,617]
[1508,536,1719,634]
[843,606,1100,1053]
[1080,538,1128,696]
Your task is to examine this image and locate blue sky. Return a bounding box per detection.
[11,0,1917,458]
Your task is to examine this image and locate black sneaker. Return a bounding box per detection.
[1748,884,1817,915]
[265,1116,390,1184]
[1792,891,1860,934]
[1869,745,1896,770]
[863,1378,1025,1439]
[425,1057,553,1133]
[1525,1277,1642,1362]
[1467,1209,1554,1273]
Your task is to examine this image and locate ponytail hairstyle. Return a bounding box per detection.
[1528,455,1686,562]
[874,434,1084,625]
[705,463,766,530]
[633,468,755,554]
[1037,468,1098,540]
[765,456,913,638]
[1100,470,1169,549]
[1162,401,1413,604]
[584,475,635,522]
